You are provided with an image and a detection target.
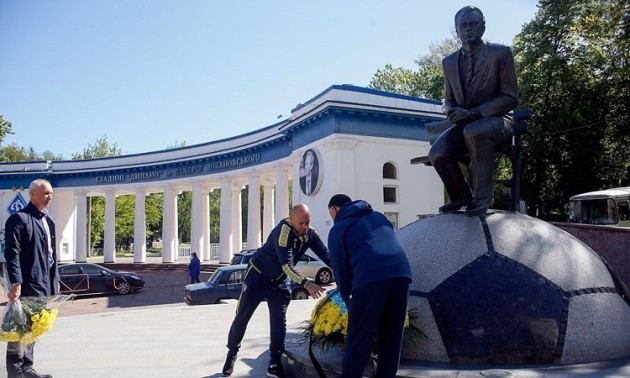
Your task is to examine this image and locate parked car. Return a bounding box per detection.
[184,264,310,305]
[230,249,334,285]
[566,187,630,227]
[58,263,145,295]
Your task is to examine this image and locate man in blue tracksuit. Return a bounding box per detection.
[223,203,330,378]
[327,194,412,378]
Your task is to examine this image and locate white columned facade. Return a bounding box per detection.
[104,190,116,263]
[75,191,88,263]
[274,167,290,224]
[219,179,233,263]
[134,189,147,263]
[247,175,261,249]
[231,183,243,254]
[191,183,204,259]
[201,188,211,261]
[292,154,301,208]
[334,138,359,198]
[263,184,275,239]
[162,186,178,263]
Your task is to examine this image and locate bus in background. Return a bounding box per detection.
[566,187,630,227]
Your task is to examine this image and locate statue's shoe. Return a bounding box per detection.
[465,198,493,216]
[439,198,472,213]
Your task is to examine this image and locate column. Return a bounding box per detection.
[247,175,261,249]
[231,183,243,254]
[201,188,211,261]
[75,191,88,263]
[162,186,178,263]
[263,184,275,239]
[292,154,301,207]
[191,183,204,259]
[104,190,116,263]
[334,138,359,198]
[219,179,233,263]
[134,188,147,263]
[275,167,290,224]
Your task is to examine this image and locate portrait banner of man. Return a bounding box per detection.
[299,149,322,196]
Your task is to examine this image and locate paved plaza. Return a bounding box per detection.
[0,261,628,377]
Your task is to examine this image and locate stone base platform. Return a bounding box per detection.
[284,328,630,378]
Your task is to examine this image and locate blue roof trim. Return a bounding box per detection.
[291,84,442,113]
[0,85,444,190]
[283,102,444,135]
[0,119,291,165]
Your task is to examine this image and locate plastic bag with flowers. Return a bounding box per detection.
[300,288,426,352]
[1,270,70,346]
[301,288,349,352]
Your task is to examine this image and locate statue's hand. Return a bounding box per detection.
[447,107,471,123]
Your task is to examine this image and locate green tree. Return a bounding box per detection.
[178,191,192,243]
[115,194,135,250]
[209,189,221,243]
[72,135,124,252]
[368,32,459,101]
[72,135,123,160]
[145,193,164,243]
[0,144,29,163]
[0,115,13,145]
[513,0,630,218]
[368,64,425,98]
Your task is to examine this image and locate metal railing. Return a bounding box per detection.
[177,243,247,260]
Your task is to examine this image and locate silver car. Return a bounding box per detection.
[230,250,334,284]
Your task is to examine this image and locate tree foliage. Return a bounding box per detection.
[0,115,13,145]
[514,0,630,218]
[0,114,63,163]
[368,32,459,101]
[73,136,124,252]
[71,135,123,160]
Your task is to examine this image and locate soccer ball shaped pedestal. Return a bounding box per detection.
[397,211,630,365]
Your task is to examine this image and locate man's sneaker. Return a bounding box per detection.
[222,354,237,376]
[267,363,286,378]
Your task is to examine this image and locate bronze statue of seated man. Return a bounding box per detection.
[428,5,519,216]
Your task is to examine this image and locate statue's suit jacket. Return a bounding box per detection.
[442,42,518,119]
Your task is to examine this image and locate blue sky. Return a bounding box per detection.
[0,0,539,159]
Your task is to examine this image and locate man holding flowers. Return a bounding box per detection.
[4,179,59,378]
[327,194,411,378]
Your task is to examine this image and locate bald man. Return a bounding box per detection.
[223,204,330,378]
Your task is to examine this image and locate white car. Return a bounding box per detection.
[231,250,334,284]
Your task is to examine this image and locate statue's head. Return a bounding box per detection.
[454,6,486,46]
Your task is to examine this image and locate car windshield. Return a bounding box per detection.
[568,199,618,225]
[208,270,224,285]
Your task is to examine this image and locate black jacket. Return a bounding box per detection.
[250,218,330,285]
[4,202,60,297]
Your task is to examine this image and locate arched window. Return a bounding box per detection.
[383,162,397,179]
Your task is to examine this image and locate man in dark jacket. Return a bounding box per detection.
[223,204,330,378]
[4,179,59,378]
[188,252,201,283]
[327,194,411,378]
[428,6,518,216]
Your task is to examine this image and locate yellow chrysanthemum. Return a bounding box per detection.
[0,330,23,342]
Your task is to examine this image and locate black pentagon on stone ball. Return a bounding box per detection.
[397,211,630,365]
[429,253,565,365]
